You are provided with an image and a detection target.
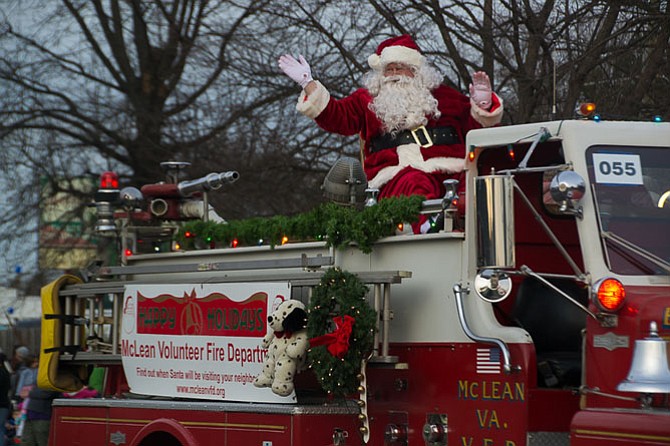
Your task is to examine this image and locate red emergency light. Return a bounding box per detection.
[100,171,119,189]
[594,277,626,312]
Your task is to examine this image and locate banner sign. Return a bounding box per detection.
[121,283,294,403]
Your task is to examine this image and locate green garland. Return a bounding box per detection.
[176,195,424,254]
[307,268,377,397]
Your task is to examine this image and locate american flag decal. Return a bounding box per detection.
[476,347,501,374]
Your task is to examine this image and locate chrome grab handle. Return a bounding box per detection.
[453,283,517,374]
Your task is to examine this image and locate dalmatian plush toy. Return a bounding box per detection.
[253,299,309,396]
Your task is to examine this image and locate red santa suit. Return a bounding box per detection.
[295,35,503,231]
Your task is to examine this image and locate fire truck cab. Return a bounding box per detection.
[40,119,670,446]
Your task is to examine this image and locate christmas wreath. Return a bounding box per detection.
[307,268,377,397]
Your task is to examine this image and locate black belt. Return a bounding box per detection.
[369,126,460,153]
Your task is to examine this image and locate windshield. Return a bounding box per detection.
[587,145,670,275]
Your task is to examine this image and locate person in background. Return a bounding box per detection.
[62,383,100,399]
[10,347,29,374]
[18,387,60,446]
[9,346,30,406]
[15,354,38,403]
[0,352,11,446]
[279,35,503,233]
[87,366,105,395]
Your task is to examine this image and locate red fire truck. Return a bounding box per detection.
[39,118,670,446]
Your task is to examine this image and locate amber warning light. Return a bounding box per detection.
[576,102,597,118]
[594,278,626,312]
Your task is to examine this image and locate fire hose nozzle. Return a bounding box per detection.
[177,171,240,197]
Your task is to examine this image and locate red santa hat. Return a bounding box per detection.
[368,35,423,71]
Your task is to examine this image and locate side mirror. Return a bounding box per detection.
[474,269,513,303]
[549,171,585,217]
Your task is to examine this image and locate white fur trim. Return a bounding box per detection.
[470,93,504,127]
[296,81,330,119]
[368,144,465,189]
[368,54,381,70]
[368,46,423,70]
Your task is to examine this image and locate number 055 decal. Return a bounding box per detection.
[593,153,643,185]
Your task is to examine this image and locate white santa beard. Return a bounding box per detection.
[369,75,439,134]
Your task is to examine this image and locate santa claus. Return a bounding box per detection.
[279,35,503,232]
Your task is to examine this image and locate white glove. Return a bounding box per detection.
[278,54,313,88]
[469,71,493,110]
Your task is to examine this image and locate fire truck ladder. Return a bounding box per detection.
[45,253,411,368]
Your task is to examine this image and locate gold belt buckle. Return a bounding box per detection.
[410,125,433,148]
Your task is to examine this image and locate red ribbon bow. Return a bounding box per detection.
[274,330,292,339]
[309,315,355,359]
